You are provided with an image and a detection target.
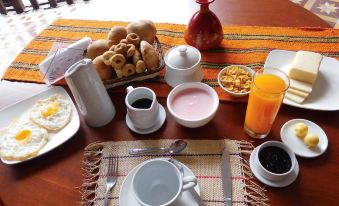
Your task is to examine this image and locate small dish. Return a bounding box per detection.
[0,86,80,165]
[250,146,299,188]
[280,119,328,158]
[255,141,296,182]
[167,82,219,128]
[119,158,200,206]
[164,45,203,87]
[217,65,254,97]
[126,104,166,134]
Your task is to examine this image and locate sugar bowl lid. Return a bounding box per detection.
[165,45,201,69]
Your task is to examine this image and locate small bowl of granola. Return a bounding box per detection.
[217,65,254,97]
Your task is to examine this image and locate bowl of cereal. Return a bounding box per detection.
[217,65,254,97]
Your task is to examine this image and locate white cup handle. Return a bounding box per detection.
[182,176,197,191]
[127,86,134,93]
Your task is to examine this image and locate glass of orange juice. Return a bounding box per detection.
[244,67,289,139]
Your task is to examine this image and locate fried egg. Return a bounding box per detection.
[0,120,48,161]
[30,94,72,131]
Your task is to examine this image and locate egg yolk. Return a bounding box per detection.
[42,101,60,118]
[15,130,31,141]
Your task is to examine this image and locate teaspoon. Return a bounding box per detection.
[129,140,187,155]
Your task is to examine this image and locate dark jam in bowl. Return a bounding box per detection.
[258,146,292,174]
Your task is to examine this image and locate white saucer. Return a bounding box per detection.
[249,147,299,188]
[119,158,200,206]
[125,104,166,134]
[280,119,328,158]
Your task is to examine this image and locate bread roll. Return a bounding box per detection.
[126,20,157,44]
[87,39,109,60]
[140,40,160,70]
[92,56,113,80]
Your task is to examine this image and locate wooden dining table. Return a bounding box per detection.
[0,0,337,205]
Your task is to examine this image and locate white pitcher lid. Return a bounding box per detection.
[165,45,201,69]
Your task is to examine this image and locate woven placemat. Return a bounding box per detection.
[79,139,268,206]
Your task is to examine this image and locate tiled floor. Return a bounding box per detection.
[0,0,338,79]
[291,0,338,27]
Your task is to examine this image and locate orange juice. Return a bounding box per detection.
[244,69,288,138]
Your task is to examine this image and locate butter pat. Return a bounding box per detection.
[287,88,309,98]
[288,51,322,84]
[289,79,313,94]
[285,91,306,104]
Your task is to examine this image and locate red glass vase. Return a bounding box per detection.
[184,0,223,51]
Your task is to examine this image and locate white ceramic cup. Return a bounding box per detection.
[125,86,159,129]
[132,159,197,206]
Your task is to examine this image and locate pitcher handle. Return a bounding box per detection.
[182,176,197,191]
[127,86,134,93]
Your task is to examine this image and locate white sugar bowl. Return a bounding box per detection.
[164,45,203,87]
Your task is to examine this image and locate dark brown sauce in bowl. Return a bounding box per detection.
[258,146,292,174]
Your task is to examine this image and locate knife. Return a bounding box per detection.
[221,148,232,206]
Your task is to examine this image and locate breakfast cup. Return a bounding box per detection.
[132,159,197,206]
[125,86,159,129]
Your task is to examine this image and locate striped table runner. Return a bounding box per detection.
[80,139,268,206]
[2,19,339,101]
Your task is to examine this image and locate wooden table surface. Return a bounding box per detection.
[0,0,337,206]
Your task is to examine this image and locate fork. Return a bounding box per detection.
[104,156,118,206]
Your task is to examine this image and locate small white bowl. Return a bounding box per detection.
[255,141,297,182]
[217,65,254,97]
[167,82,219,128]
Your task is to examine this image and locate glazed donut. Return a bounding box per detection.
[122,64,136,77]
[135,60,146,73]
[114,43,127,55]
[102,51,116,66]
[126,33,141,46]
[132,49,142,65]
[126,44,136,58]
[111,54,126,70]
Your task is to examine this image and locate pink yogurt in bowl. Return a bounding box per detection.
[167,82,219,128]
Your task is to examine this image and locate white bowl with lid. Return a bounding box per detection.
[164,45,203,87]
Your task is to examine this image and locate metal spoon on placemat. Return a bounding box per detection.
[129,140,187,155]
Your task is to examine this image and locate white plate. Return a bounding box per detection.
[280,119,328,158]
[126,104,166,134]
[250,147,299,188]
[119,158,200,206]
[264,49,339,111]
[0,86,80,164]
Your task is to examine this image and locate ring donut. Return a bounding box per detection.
[135,60,146,73]
[102,51,116,65]
[114,43,127,55]
[111,54,126,70]
[109,45,116,51]
[122,64,136,77]
[120,39,128,44]
[126,33,141,46]
[126,44,136,58]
